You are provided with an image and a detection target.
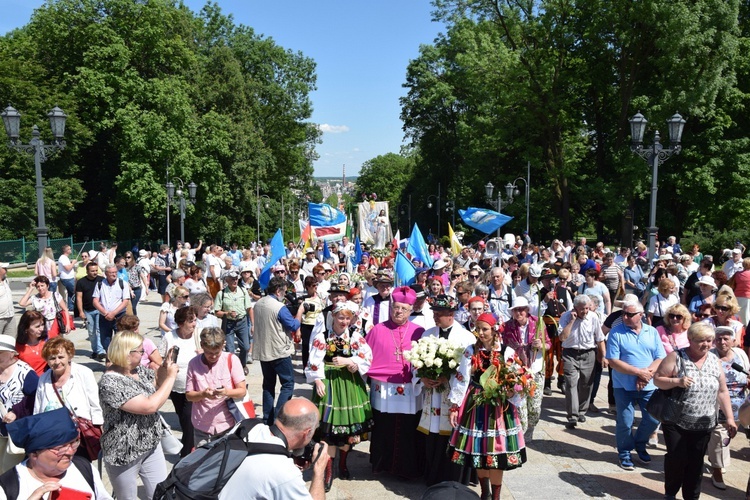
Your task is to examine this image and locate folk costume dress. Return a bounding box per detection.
[448,344,527,470]
[502,315,550,431]
[305,328,374,446]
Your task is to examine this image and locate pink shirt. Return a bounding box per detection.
[656,326,689,354]
[139,338,158,367]
[186,352,245,434]
[367,320,424,383]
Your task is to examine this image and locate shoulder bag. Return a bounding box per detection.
[647,351,686,424]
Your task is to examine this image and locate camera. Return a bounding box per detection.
[292,440,323,468]
[170,346,180,363]
[303,302,317,313]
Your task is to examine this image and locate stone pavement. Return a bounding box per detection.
[10,281,750,499]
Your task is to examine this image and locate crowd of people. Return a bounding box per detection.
[0,234,749,499]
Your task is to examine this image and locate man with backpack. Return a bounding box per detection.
[92,264,131,352]
[219,398,328,499]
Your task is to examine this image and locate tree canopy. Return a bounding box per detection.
[0,0,320,244]
[361,0,750,251]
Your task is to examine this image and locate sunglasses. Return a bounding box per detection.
[668,314,683,320]
[469,274,480,279]
[714,306,731,312]
[623,311,641,318]
[695,313,710,319]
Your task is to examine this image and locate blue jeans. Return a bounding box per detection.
[84,310,104,355]
[614,388,660,459]
[224,318,249,365]
[100,311,125,352]
[131,287,142,316]
[60,278,75,311]
[260,357,295,425]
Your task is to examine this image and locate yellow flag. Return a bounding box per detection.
[448,223,462,256]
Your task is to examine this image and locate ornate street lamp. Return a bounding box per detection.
[1,105,67,257]
[629,111,685,262]
[166,178,197,244]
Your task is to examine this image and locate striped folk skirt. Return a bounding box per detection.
[312,365,374,447]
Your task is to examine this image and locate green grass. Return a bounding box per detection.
[6,268,35,278]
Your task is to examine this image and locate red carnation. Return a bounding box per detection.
[396,386,404,395]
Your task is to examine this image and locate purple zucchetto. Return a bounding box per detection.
[391,286,416,305]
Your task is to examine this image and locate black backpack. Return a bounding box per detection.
[153,418,291,500]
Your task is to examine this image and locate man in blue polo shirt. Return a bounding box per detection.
[606,299,666,471]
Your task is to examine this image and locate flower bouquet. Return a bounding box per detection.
[403,336,465,392]
[472,353,536,408]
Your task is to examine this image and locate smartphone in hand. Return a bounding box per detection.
[170,346,180,363]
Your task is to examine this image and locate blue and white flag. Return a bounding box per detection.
[406,223,433,267]
[308,203,347,242]
[394,251,417,286]
[259,229,285,289]
[459,207,513,234]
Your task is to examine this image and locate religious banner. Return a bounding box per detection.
[358,201,392,249]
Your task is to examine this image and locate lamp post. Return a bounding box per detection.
[426,183,441,240]
[507,161,530,234]
[484,182,514,238]
[629,111,686,262]
[166,178,197,244]
[399,194,412,234]
[1,105,67,257]
[445,200,456,229]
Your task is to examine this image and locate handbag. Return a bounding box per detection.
[53,386,101,460]
[5,434,24,456]
[647,352,686,424]
[158,413,183,455]
[49,297,74,338]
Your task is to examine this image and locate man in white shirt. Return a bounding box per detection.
[301,248,319,277]
[219,398,328,499]
[723,248,743,279]
[0,263,16,337]
[92,264,131,351]
[57,244,78,311]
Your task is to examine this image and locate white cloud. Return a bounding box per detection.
[318,124,350,134]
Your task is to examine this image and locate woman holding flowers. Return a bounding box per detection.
[502,296,550,440]
[305,301,373,492]
[448,313,528,500]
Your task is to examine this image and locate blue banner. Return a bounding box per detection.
[406,223,433,267]
[259,229,285,289]
[351,236,363,267]
[458,207,513,234]
[394,251,417,286]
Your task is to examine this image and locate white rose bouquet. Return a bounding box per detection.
[403,336,465,392]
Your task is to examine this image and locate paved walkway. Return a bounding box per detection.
[10,282,750,499]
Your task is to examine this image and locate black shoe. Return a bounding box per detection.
[543,386,552,396]
[557,379,566,394]
[565,419,577,429]
[577,415,586,423]
[96,353,107,362]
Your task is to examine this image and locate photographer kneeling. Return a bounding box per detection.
[220,397,328,499]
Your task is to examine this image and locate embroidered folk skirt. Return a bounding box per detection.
[448,384,527,470]
[313,364,374,447]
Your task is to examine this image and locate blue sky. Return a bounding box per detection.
[0,0,444,178]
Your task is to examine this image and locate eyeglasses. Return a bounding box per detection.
[451,274,461,278]
[49,438,80,455]
[623,311,641,318]
[178,295,189,299]
[695,313,711,319]
[714,306,731,312]
[469,274,480,279]
[130,349,145,355]
[668,314,683,320]
[274,270,286,274]
[457,291,469,295]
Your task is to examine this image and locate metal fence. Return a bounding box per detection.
[0,237,167,265]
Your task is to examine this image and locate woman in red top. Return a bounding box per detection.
[15,311,47,375]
